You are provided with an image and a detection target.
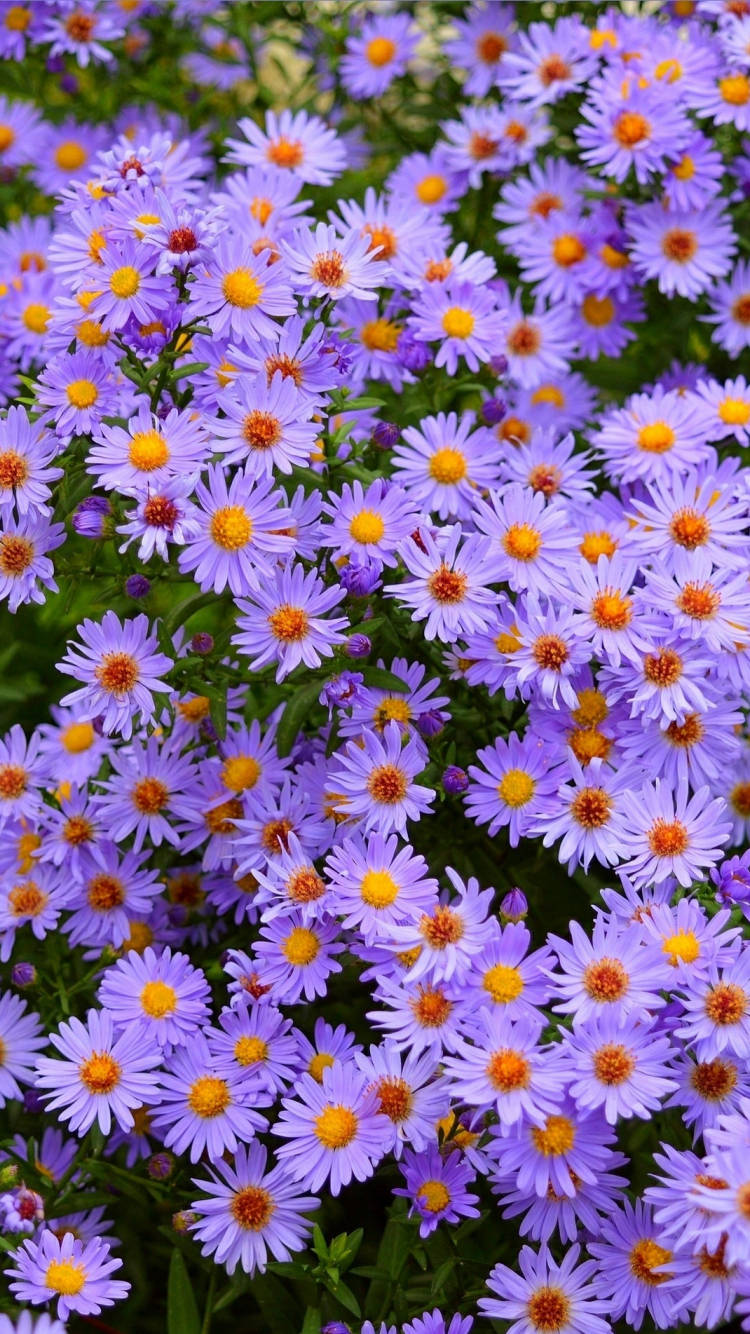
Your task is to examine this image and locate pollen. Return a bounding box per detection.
[420,905,464,949]
[268,604,309,641]
[188,1075,231,1118]
[205,798,243,835]
[665,713,703,748]
[77,317,109,347]
[140,980,177,1017]
[361,869,399,906]
[168,226,197,253]
[366,36,396,66]
[530,190,562,218]
[428,565,468,603]
[231,1185,274,1230]
[503,522,543,561]
[531,1115,576,1157]
[532,634,568,670]
[583,957,628,1000]
[4,7,32,33]
[45,1259,86,1296]
[235,1035,268,1066]
[591,589,632,630]
[672,153,695,181]
[66,378,98,409]
[349,509,385,543]
[428,447,467,484]
[109,264,141,299]
[308,1051,335,1081]
[95,651,139,694]
[507,321,541,355]
[599,241,629,269]
[132,777,169,814]
[582,294,615,326]
[731,293,750,325]
[79,1051,121,1094]
[0,533,32,576]
[374,698,411,729]
[662,930,700,965]
[417,1179,451,1212]
[87,872,125,911]
[483,963,524,1003]
[647,818,688,857]
[243,410,282,452]
[22,302,50,334]
[613,110,650,146]
[705,982,747,1026]
[63,814,94,846]
[495,627,521,654]
[677,581,719,620]
[128,429,169,471]
[573,688,609,728]
[552,233,586,267]
[0,450,29,489]
[314,1104,358,1148]
[720,73,750,104]
[487,1047,531,1091]
[143,494,178,530]
[719,397,750,425]
[730,781,750,816]
[468,131,498,159]
[363,223,397,260]
[261,817,293,853]
[367,763,408,804]
[527,1286,571,1331]
[0,125,15,154]
[310,250,347,287]
[442,306,475,339]
[8,881,47,917]
[538,54,571,85]
[629,1238,673,1286]
[178,695,210,723]
[411,984,452,1027]
[221,754,261,792]
[424,258,453,282]
[288,867,326,903]
[637,421,675,453]
[531,384,565,408]
[360,317,400,351]
[265,353,302,386]
[416,174,447,204]
[282,926,319,966]
[210,505,252,550]
[498,768,535,808]
[376,1076,412,1121]
[593,1042,635,1084]
[691,1057,738,1100]
[528,463,563,496]
[267,136,304,168]
[643,647,682,686]
[661,228,698,262]
[222,267,263,307]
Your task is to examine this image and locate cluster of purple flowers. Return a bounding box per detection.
[1,1,750,1331]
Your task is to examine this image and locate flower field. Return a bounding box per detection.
[2,2,750,1332]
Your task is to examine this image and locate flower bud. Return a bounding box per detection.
[125,574,150,599]
[442,765,468,795]
[339,560,382,596]
[481,396,507,426]
[11,962,36,988]
[372,421,399,449]
[346,633,372,659]
[191,632,214,656]
[500,888,528,923]
[172,1210,199,1233]
[489,354,509,376]
[147,1153,174,1181]
[416,709,445,739]
[72,496,111,538]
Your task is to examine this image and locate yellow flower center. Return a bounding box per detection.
[268,605,309,641]
[210,506,252,550]
[552,234,586,266]
[308,1051,335,1082]
[662,930,700,966]
[188,1075,231,1118]
[366,35,396,65]
[234,1035,268,1066]
[79,1051,121,1094]
[527,1286,571,1331]
[282,926,319,965]
[417,1180,451,1212]
[637,421,675,453]
[672,154,695,181]
[315,1104,358,1148]
[0,125,16,153]
[231,1185,274,1230]
[128,430,169,471]
[360,318,400,351]
[109,265,140,298]
[416,173,447,204]
[428,446,467,483]
[22,302,50,334]
[503,522,542,561]
[5,6,31,32]
[483,963,524,1003]
[349,509,385,543]
[531,1114,576,1156]
[720,74,750,105]
[46,1259,86,1296]
[719,397,750,426]
[581,294,614,327]
[55,140,88,171]
[498,768,535,807]
[222,268,263,307]
[629,1238,673,1286]
[360,869,399,907]
[66,378,98,409]
[442,306,475,339]
[221,754,261,792]
[140,980,177,1017]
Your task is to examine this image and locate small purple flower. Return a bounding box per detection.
[442,766,468,795]
[72,496,111,539]
[125,574,150,599]
[5,1229,128,1321]
[340,559,383,596]
[394,1144,479,1238]
[57,611,173,740]
[346,633,372,659]
[373,421,400,449]
[11,963,35,989]
[500,889,528,923]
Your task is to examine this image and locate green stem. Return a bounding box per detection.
[201,1267,217,1334]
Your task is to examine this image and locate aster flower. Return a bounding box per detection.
[500,292,576,389]
[92,735,202,851]
[0,407,63,519]
[577,78,690,182]
[395,1145,479,1239]
[225,109,347,186]
[282,221,382,300]
[354,1042,447,1156]
[563,1012,677,1125]
[492,1099,618,1201]
[675,953,750,1059]
[35,350,118,443]
[620,779,732,888]
[273,1063,389,1195]
[408,280,507,374]
[445,2,516,96]
[391,411,502,521]
[499,16,597,105]
[328,721,434,835]
[178,465,293,595]
[593,387,712,484]
[0,513,64,613]
[88,404,207,495]
[0,864,72,960]
[387,526,501,644]
[325,832,439,939]
[189,237,295,343]
[472,485,578,596]
[232,561,348,681]
[0,992,45,1108]
[367,975,472,1057]
[64,841,163,949]
[58,610,173,739]
[321,478,417,568]
[465,731,561,846]
[468,924,555,1022]
[5,1230,128,1321]
[90,240,171,332]
[388,869,494,984]
[97,947,210,1050]
[703,258,750,355]
[440,104,515,185]
[642,551,750,653]
[0,724,50,827]
[253,913,344,1004]
[547,915,668,1024]
[191,1141,319,1276]
[480,1243,611,1334]
[209,371,318,476]
[386,148,463,217]
[588,1198,682,1330]
[152,1034,266,1165]
[341,12,417,97]
[35,1007,162,1136]
[443,1009,562,1129]
[207,1004,299,1095]
[626,199,736,298]
[117,482,201,561]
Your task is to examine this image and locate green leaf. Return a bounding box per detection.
[167,1249,201,1334]
[325,1277,361,1317]
[361,667,410,693]
[162,588,219,641]
[275,681,322,757]
[301,1308,321,1334]
[172,361,210,380]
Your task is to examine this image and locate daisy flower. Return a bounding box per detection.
[593,387,712,484]
[468,924,555,1022]
[388,869,494,984]
[562,1012,677,1125]
[391,411,502,521]
[367,976,471,1057]
[675,953,750,1059]
[321,478,417,568]
[152,1034,266,1165]
[42,2,124,65]
[703,258,750,355]
[355,1042,447,1157]
[87,404,208,495]
[0,992,45,1108]
[626,199,736,299]
[577,78,690,183]
[547,916,668,1024]
[90,240,171,332]
[189,237,295,343]
[328,721,434,835]
[445,4,516,97]
[0,96,44,171]
[386,148,463,217]
[503,594,591,709]
[627,467,747,569]
[386,526,501,644]
[492,1099,618,1201]
[232,561,348,681]
[0,406,63,519]
[663,132,725,213]
[440,104,514,185]
[209,370,318,476]
[191,1141,319,1276]
[0,865,72,960]
[250,830,329,922]
[564,552,649,667]
[394,1145,479,1239]
[472,485,579,595]
[325,832,438,939]
[587,1198,681,1330]
[35,350,118,443]
[341,12,417,97]
[252,914,344,1004]
[224,109,347,186]
[282,221,382,300]
[117,483,201,561]
[273,1063,389,1195]
[692,67,750,129]
[408,280,506,374]
[514,214,596,305]
[64,841,163,949]
[0,513,64,613]
[57,610,173,739]
[642,551,750,653]
[5,1230,128,1322]
[499,16,597,106]
[178,464,293,595]
[35,1007,162,1136]
[92,734,202,851]
[693,374,750,445]
[443,1009,562,1128]
[480,1243,610,1334]
[500,293,576,388]
[465,731,560,846]
[207,1004,299,1095]
[620,779,731,889]
[97,947,211,1050]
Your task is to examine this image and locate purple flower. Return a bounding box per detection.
[72,496,111,538]
[151,1034,266,1165]
[273,1062,389,1195]
[395,1144,479,1238]
[5,1229,128,1321]
[57,611,173,739]
[233,561,348,681]
[480,1243,610,1334]
[329,721,434,835]
[35,1008,162,1136]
